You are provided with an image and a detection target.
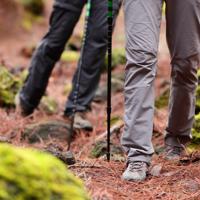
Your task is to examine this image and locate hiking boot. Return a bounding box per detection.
[15,93,34,117]
[164,145,184,161]
[122,161,148,182]
[63,112,93,131]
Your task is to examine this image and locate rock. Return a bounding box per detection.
[103,48,126,71]
[0,135,11,143]
[155,146,165,155]
[163,171,177,177]
[90,140,124,160]
[22,120,71,143]
[183,179,200,193]
[40,96,58,115]
[0,144,89,200]
[94,77,124,102]
[0,65,21,106]
[112,73,125,82]
[45,144,76,165]
[150,164,162,177]
[73,113,93,132]
[61,50,80,63]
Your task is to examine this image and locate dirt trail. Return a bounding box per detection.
[1,2,199,200]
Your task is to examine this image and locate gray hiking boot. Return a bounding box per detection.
[164,145,184,161]
[122,161,148,182]
[74,112,93,131]
[64,112,93,131]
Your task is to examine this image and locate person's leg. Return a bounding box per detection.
[165,0,200,157]
[121,0,163,181]
[64,0,122,116]
[19,0,85,115]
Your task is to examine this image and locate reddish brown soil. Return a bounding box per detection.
[1,3,200,200]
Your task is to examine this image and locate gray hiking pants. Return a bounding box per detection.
[20,0,121,115]
[121,0,200,164]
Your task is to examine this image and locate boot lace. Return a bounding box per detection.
[129,162,146,172]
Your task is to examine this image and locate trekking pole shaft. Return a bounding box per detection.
[68,0,92,150]
[107,0,113,162]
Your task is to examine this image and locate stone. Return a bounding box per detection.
[40,96,58,115]
[45,144,76,165]
[22,120,71,143]
[150,164,162,177]
[103,48,126,71]
[94,77,124,102]
[0,143,89,200]
[90,140,124,160]
[0,65,21,106]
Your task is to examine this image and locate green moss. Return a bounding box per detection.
[61,51,80,63]
[191,113,200,144]
[103,48,126,71]
[40,96,58,115]
[155,88,170,109]
[0,144,89,200]
[195,84,200,114]
[0,66,21,106]
[63,83,72,95]
[0,66,28,107]
[187,143,200,153]
[90,141,123,159]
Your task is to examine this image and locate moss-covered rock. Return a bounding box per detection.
[22,120,71,143]
[103,48,126,71]
[0,66,28,107]
[94,77,124,102]
[61,51,80,63]
[45,145,76,165]
[19,0,45,15]
[40,96,58,115]
[191,113,200,144]
[0,66,21,106]
[90,141,124,161]
[0,144,89,200]
[155,88,170,109]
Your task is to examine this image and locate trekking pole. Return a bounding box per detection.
[107,0,113,161]
[67,0,92,151]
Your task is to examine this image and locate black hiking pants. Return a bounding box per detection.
[20,0,121,115]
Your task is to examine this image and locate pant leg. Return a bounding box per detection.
[20,0,85,111]
[121,0,163,164]
[165,0,200,147]
[64,0,122,115]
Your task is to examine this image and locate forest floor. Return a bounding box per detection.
[1,2,200,200]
